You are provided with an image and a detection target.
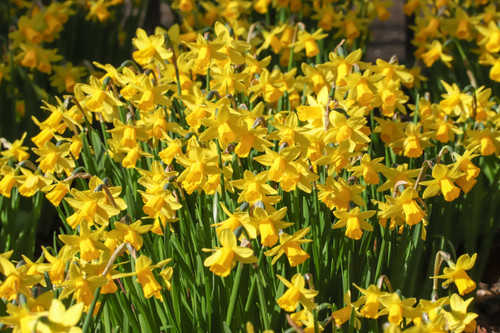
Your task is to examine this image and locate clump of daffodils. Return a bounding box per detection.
[2,0,499,332]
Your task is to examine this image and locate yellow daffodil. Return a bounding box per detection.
[176,142,222,194]
[350,154,385,185]
[231,170,278,205]
[184,34,227,74]
[254,146,300,183]
[0,256,43,301]
[443,294,478,332]
[452,150,480,194]
[264,227,311,266]
[64,188,121,228]
[42,245,78,285]
[378,293,416,326]
[465,127,500,156]
[439,81,473,117]
[354,284,384,319]
[276,274,318,312]
[211,203,257,239]
[203,229,258,277]
[132,28,173,67]
[421,41,453,68]
[477,20,500,53]
[421,164,463,202]
[293,29,328,58]
[431,253,477,296]
[17,167,52,197]
[0,166,19,198]
[381,187,426,227]
[32,141,75,175]
[139,190,182,234]
[252,206,293,247]
[317,177,366,211]
[1,132,30,162]
[113,256,172,300]
[290,308,324,332]
[59,221,108,262]
[332,290,364,328]
[333,207,376,240]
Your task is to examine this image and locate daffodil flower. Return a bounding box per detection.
[354,284,384,319]
[333,207,376,240]
[203,229,257,277]
[276,274,318,312]
[421,164,464,202]
[443,294,478,332]
[132,28,173,67]
[113,256,172,300]
[431,253,477,296]
[378,293,416,326]
[264,227,311,266]
[252,207,293,247]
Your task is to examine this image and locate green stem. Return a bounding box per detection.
[256,272,271,330]
[82,287,102,332]
[225,263,244,327]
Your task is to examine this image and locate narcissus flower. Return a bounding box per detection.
[50,62,86,93]
[0,166,18,198]
[377,293,416,325]
[444,294,478,332]
[332,207,376,240]
[43,180,70,206]
[1,132,30,162]
[466,128,500,156]
[390,123,432,158]
[32,141,75,175]
[132,28,173,67]
[381,187,426,227]
[350,154,385,185]
[276,274,318,312]
[477,20,500,53]
[421,164,463,202]
[267,112,310,148]
[254,146,300,183]
[314,141,355,175]
[108,220,153,251]
[42,245,78,285]
[331,290,364,328]
[113,256,172,300]
[184,34,227,74]
[139,190,182,234]
[317,177,366,211]
[431,253,477,296]
[354,284,384,319]
[211,203,257,239]
[439,81,473,117]
[60,261,108,311]
[74,76,122,121]
[203,229,258,277]
[231,170,278,205]
[452,150,480,194]
[176,142,222,194]
[265,227,311,266]
[252,207,293,247]
[17,168,52,197]
[35,299,85,332]
[0,256,43,301]
[290,308,325,332]
[421,41,453,68]
[64,188,121,228]
[59,221,108,262]
[293,29,328,58]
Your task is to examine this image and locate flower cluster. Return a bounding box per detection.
[1,0,497,331]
